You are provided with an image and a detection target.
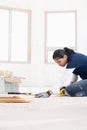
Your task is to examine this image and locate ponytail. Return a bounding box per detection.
[64,47,75,56]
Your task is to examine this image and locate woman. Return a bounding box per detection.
[35,47,87,98]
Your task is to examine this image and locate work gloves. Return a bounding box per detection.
[35,91,51,98]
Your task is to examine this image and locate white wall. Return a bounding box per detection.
[0,0,87,88]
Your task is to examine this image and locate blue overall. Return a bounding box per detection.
[65,52,87,96]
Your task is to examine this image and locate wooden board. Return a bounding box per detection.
[0,95,30,103]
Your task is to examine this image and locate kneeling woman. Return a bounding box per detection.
[35,47,87,97]
[53,47,87,97]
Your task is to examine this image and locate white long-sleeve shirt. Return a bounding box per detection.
[49,70,78,94]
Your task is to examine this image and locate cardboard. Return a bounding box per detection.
[4,77,22,83]
[0,71,4,77]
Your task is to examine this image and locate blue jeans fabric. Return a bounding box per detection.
[65,79,87,97]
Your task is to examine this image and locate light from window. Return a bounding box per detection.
[0,9,9,61]
[11,11,28,62]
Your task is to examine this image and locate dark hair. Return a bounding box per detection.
[53,47,75,59]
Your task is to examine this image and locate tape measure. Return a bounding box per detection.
[59,87,66,96]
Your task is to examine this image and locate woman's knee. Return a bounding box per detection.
[65,80,87,97]
[65,85,74,96]
[65,82,82,96]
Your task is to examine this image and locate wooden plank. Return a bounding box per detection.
[0,95,30,103]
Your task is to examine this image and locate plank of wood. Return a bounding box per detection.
[0,95,30,103]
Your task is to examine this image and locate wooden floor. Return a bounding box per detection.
[0,95,87,130]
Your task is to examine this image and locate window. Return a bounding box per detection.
[45,11,77,63]
[0,8,31,63]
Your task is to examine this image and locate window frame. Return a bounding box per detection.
[44,11,77,64]
[0,6,31,64]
